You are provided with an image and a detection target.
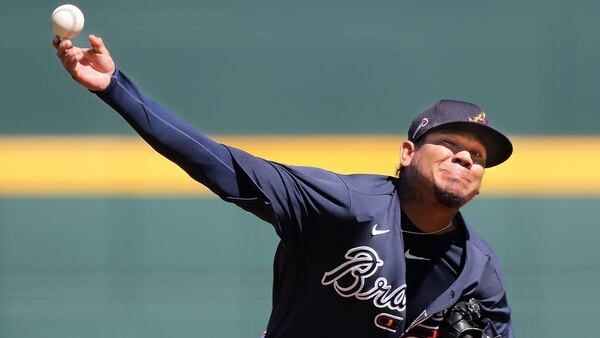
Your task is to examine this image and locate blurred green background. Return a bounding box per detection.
[2,0,600,337]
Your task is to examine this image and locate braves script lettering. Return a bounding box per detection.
[321,246,407,312]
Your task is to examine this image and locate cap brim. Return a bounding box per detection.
[420,122,513,168]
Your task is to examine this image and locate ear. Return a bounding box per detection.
[400,140,416,167]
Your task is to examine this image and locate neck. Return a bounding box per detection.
[398,178,458,234]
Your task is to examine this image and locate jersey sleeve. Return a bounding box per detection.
[225,147,352,249]
[95,69,240,199]
[94,70,351,250]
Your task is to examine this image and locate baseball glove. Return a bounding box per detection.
[438,298,486,338]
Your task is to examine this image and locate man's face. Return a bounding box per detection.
[401,129,487,208]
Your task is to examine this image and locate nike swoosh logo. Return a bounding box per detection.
[405,249,430,261]
[371,224,390,236]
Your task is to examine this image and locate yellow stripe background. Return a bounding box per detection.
[1,135,599,196]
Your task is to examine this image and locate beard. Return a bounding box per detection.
[433,183,469,208]
[400,165,477,209]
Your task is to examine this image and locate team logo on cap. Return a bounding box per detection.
[468,112,488,125]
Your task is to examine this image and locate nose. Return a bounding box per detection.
[452,150,473,169]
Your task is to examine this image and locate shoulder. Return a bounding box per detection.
[227,146,347,188]
[334,174,400,220]
[463,221,501,263]
[227,146,396,194]
[337,173,398,196]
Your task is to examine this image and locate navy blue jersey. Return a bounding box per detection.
[95,70,514,338]
[401,211,465,327]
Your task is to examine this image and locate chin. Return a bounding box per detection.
[433,182,476,209]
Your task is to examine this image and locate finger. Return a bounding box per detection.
[88,34,108,54]
[56,45,67,58]
[56,39,71,57]
[52,36,61,49]
[62,49,81,71]
[64,48,82,59]
[61,47,82,69]
[57,43,71,58]
[59,39,72,50]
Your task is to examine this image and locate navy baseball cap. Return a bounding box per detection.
[408,99,513,167]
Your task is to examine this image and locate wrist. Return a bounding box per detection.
[89,68,118,94]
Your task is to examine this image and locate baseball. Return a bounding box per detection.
[51,4,85,39]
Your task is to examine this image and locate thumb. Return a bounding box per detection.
[88,34,109,54]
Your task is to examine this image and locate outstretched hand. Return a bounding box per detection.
[52,34,116,91]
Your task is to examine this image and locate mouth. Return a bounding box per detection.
[439,167,472,183]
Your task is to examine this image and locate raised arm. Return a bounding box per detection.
[52,35,240,198]
[52,35,351,249]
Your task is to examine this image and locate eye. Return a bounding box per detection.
[470,150,487,166]
[470,150,482,158]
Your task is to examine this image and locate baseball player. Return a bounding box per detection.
[53,35,515,338]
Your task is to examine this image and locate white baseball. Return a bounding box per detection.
[51,4,85,39]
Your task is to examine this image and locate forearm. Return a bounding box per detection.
[94,69,240,197]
